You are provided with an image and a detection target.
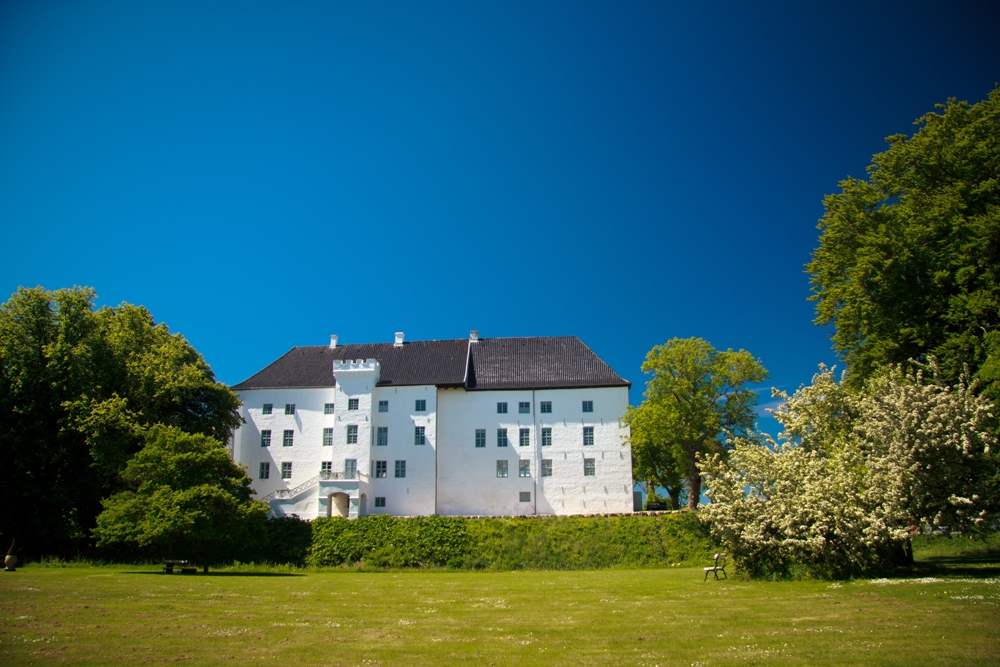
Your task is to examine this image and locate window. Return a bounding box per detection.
[541,459,552,477]
[519,428,530,447]
[374,497,386,508]
[281,462,292,479]
[475,429,486,448]
[375,460,387,478]
[347,425,358,444]
[540,401,551,414]
[259,462,270,479]
[497,428,508,447]
[582,400,593,413]
[414,426,426,445]
[584,458,595,476]
[348,398,359,410]
[496,460,508,478]
[583,426,594,446]
[321,461,332,475]
[283,429,294,447]
[260,430,271,447]
[323,427,333,446]
[324,403,335,414]
[542,427,552,447]
[262,403,273,415]
[497,402,507,414]
[518,401,530,414]
[345,459,357,478]
[415,399,426,412]
[519,491,531,502]
[519,460,530,477]
[285,403,296,415]
[377,426,388,446]
[378,400,388,412]
[395,460,406,478]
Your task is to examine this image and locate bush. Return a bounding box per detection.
[308,512,717,570]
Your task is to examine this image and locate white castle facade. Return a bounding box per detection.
[230,332,633,519]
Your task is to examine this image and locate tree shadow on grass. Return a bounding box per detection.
[121,571,304,577]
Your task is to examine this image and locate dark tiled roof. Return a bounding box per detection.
[231,336,629,391]
[466,337,629,390]
[231,340,468,390]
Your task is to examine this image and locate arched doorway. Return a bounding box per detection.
[328,493,350,518]
[359,493,367,518]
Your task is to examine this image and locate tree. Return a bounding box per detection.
[807,87,1000,393]
[0,286,242,558]
[93,426,268,571]
[700,363,999,578]
[624,337,768,511]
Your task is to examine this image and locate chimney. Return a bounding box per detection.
[329,334,338,349]
[394,332,404,347]
[470,330,479,342]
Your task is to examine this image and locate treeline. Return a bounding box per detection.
[0,287,241,559]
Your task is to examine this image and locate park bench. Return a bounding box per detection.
[163,560,197,574]
[703,552,728,581]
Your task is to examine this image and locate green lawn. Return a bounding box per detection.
[2,551,998,666]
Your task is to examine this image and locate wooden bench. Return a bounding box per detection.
[163,559,196,574]
[703,552,728,581]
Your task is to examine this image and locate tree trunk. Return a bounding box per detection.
[687,473,701,511]
[666,486,681,510]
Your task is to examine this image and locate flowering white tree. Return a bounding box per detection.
[699,362,997,578]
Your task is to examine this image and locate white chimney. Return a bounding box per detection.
[329,334,338,349]
[394,331,404,347]
[470,330,479,342]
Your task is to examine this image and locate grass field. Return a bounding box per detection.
[2,541,998,666]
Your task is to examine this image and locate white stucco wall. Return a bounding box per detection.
[435,386,633,516]
[233,375,632,518]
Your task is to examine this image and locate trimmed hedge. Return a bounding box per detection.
[307,512,718,569]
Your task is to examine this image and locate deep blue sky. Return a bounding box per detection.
[2,1,998,434]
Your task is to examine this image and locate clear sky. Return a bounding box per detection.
[2,1,998,435]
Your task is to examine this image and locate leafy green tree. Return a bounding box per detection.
[626,400,686,509]
[808,87,1000,394]
[0,286,242,557]
[624,337,768,511]
[94,426,268,571]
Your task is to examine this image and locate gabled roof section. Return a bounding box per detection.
[466,336,630,390]
[231,340,468,390]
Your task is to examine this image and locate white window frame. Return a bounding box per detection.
[347,424,358,444]
[324,403,335,414]
[320,461,332,475]
[348,398,360,411]
[281,461,292,479]
[584,458,595,476]
[583,426,595,446]
[282,429,294,447]
[323,427,333,446]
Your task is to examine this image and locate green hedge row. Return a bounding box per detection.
[305,512,718,569]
